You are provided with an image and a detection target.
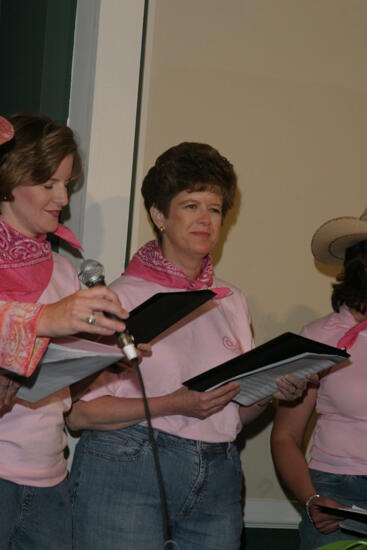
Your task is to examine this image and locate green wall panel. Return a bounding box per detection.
[0,0,77,122]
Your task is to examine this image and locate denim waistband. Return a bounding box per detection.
[118,424,234,454]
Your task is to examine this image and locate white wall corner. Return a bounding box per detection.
[244,498,301,529]
[65,0,101,266]
[130,0,157,257]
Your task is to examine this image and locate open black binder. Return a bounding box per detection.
[16,289,215,402]
[124,289,215,344]
[320,504,367,522]
[184,332,350,406]
[319,504,367,536]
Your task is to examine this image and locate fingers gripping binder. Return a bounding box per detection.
[184,332,350,406]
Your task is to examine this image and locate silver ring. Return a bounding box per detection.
[87,313,96,325]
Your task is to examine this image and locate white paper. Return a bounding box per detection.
[207,352,348,406]
[17,337,123,403]
[339,505,367,535]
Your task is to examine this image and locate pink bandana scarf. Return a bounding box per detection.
[337,317,367,350]
[0,220,82,302]
[125,240,230,298]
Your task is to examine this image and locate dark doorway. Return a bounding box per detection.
[0,0,77,122]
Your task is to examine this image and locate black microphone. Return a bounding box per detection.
[78,259,138,360]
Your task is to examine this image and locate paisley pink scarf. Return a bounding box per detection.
[125,240,230,298]
[0,221,82,302]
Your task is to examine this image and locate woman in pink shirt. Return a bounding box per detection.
[69,142,307,550]
[0,117,126,413]
[0,114,128,549]
[271,210,367,550]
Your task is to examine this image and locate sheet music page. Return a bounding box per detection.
[17,338,123,403]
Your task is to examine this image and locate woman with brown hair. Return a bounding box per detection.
[271,210,367,550]
[0,113,128,549]
[69,142,308,550]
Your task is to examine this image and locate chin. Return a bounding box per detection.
[190,246,212,257]
[40,223,58,235]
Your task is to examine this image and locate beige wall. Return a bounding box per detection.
[67,0,145,280]
[131,0,367,525]
[66,0,146,465]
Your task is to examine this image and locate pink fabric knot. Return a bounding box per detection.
[54,224,83,250]
[337,318,367,350]
[211,287,232,299]
[125,240,231,299]
[125,240,213,289]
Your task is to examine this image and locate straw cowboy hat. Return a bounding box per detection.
[311,209,367,265]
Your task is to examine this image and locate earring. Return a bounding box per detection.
[159,225,165,232]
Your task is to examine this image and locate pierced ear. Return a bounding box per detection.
[150,206,165,232]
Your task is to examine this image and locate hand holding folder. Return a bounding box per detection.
[15,289,215,402]
[318,504,367,536]
[184,332,350,406]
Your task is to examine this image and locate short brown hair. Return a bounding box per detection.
[332,240,367,314]
[0,113,82,202]
[141,142,237,240]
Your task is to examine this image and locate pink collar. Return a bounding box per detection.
[0,221,82,302]
[54,223,83,251]
[125,240,231,298]
[337,307,367,350]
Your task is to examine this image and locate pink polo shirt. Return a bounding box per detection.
[304,306,367,475]
[0,253,79,487]
[82,274,254,443]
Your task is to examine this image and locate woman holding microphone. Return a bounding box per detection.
[0,113,128,548]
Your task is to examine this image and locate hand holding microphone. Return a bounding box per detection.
[78,259,138,360]
[37,286,128,338]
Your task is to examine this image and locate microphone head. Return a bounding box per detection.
[78,259,106,287]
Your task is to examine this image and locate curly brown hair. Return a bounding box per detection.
[0,113,82,203]
[332,240,367,314]
[141,142,237,240]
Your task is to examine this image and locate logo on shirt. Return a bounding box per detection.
[222,336,242,354]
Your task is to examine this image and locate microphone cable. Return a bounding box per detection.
[130,356,175,549]
[78,259,176,548]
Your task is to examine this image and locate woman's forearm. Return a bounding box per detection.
[66,393,182,432]
[67,382,242,431]
[271,387,319,505]
[239,401,270,425]
[271,431,316,505]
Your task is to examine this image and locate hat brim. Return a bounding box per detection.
[311,216,367,265]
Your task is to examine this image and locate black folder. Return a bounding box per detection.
[16,289,215,402]
[319,504,367,536]
[125,289,215,344]
[319,504,367,523]
[184,332,350,406]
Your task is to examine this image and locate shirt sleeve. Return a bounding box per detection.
[0,301,49,377]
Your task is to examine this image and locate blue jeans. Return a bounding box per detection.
[70,424,243,550]
[0,476,71,550]
[299,469,367,550]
